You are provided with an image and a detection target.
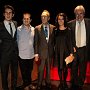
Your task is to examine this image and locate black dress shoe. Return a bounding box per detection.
[29,84,36,90]
[36,86,41,90]
[16,85,24,90]
[70,84,79,90]
[46,85,51,90]
[78,86,83,90]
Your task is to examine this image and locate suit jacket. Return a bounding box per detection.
[34,24,55,60]
[0,21,18,63]
[68,18,90,60]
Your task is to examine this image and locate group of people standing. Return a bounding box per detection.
[0,4,90,90]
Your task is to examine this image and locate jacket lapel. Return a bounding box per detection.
[2,22,12,38]
[84,19,89,45]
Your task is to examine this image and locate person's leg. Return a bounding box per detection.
[63,67,68,89]
[71,53,78,86]
[27,58,36,89]
[45,57,51,89]
[1,59,9,90]
[78,47,87,87]
[23,59,33,86]
[18,57,29,87]
[27,58,34,85]
[37,58,45,89]
[11,55,18,90]
[58,69,63,90]
[45,57,51,84]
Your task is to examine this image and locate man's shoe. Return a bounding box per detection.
[29,84,36,89]
[45,82,51,88]
[24,86,30,90]
[47,84,51,89]
[70,84,78,90]
[78,86,83,90]
[36,86,41,90]
[17,85,25,89]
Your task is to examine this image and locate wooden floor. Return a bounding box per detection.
[0,61,90,90]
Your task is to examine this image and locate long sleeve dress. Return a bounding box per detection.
[54,28,73,69]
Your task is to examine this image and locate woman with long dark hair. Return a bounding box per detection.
[53,13,74,90]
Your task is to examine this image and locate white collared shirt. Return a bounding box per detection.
[17,25,35,59]
[75,19,86,47]
[4,20,16,37]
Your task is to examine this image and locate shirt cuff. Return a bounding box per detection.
[34,54,39,57]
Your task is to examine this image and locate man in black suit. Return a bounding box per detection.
[68,5,90,89]
[0,5,18,90]
[34,10,55,90]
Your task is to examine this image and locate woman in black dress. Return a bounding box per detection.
[53,13,74,90]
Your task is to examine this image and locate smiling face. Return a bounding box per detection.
[74,5,85,21]
[58,15,64,26]
[75,9,84,21]
[4,8,14,21]
[41,10,50,25]
[23,13,31,26]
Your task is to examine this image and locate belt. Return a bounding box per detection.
[76,46,86,49]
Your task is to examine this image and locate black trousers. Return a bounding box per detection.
[71,46,87,86]
[58,67,68,84]
[1,54,18,90]
[18,57,34,87]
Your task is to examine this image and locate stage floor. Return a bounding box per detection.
[0,61,90,90]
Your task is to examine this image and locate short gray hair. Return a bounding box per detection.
[74,5,85,14]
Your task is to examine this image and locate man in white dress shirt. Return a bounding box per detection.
[68,5,90,90]
[0,5,18,90]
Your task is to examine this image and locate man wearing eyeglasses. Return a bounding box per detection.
[68,5,90,90]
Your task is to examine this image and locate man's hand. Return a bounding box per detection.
[35,56,39,62]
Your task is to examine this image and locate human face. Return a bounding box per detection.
[4,8,14,21]
[75,9,84,21]
[23,14,31,26]
[58,16,64,26]
[41,12,50,24]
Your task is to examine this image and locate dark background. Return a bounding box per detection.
[0,0,90,27]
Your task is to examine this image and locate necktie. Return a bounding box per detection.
[9,23,13,37]
[77,21,81,47]
[44,26,48,38]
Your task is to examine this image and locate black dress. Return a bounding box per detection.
[54,28,73,69]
